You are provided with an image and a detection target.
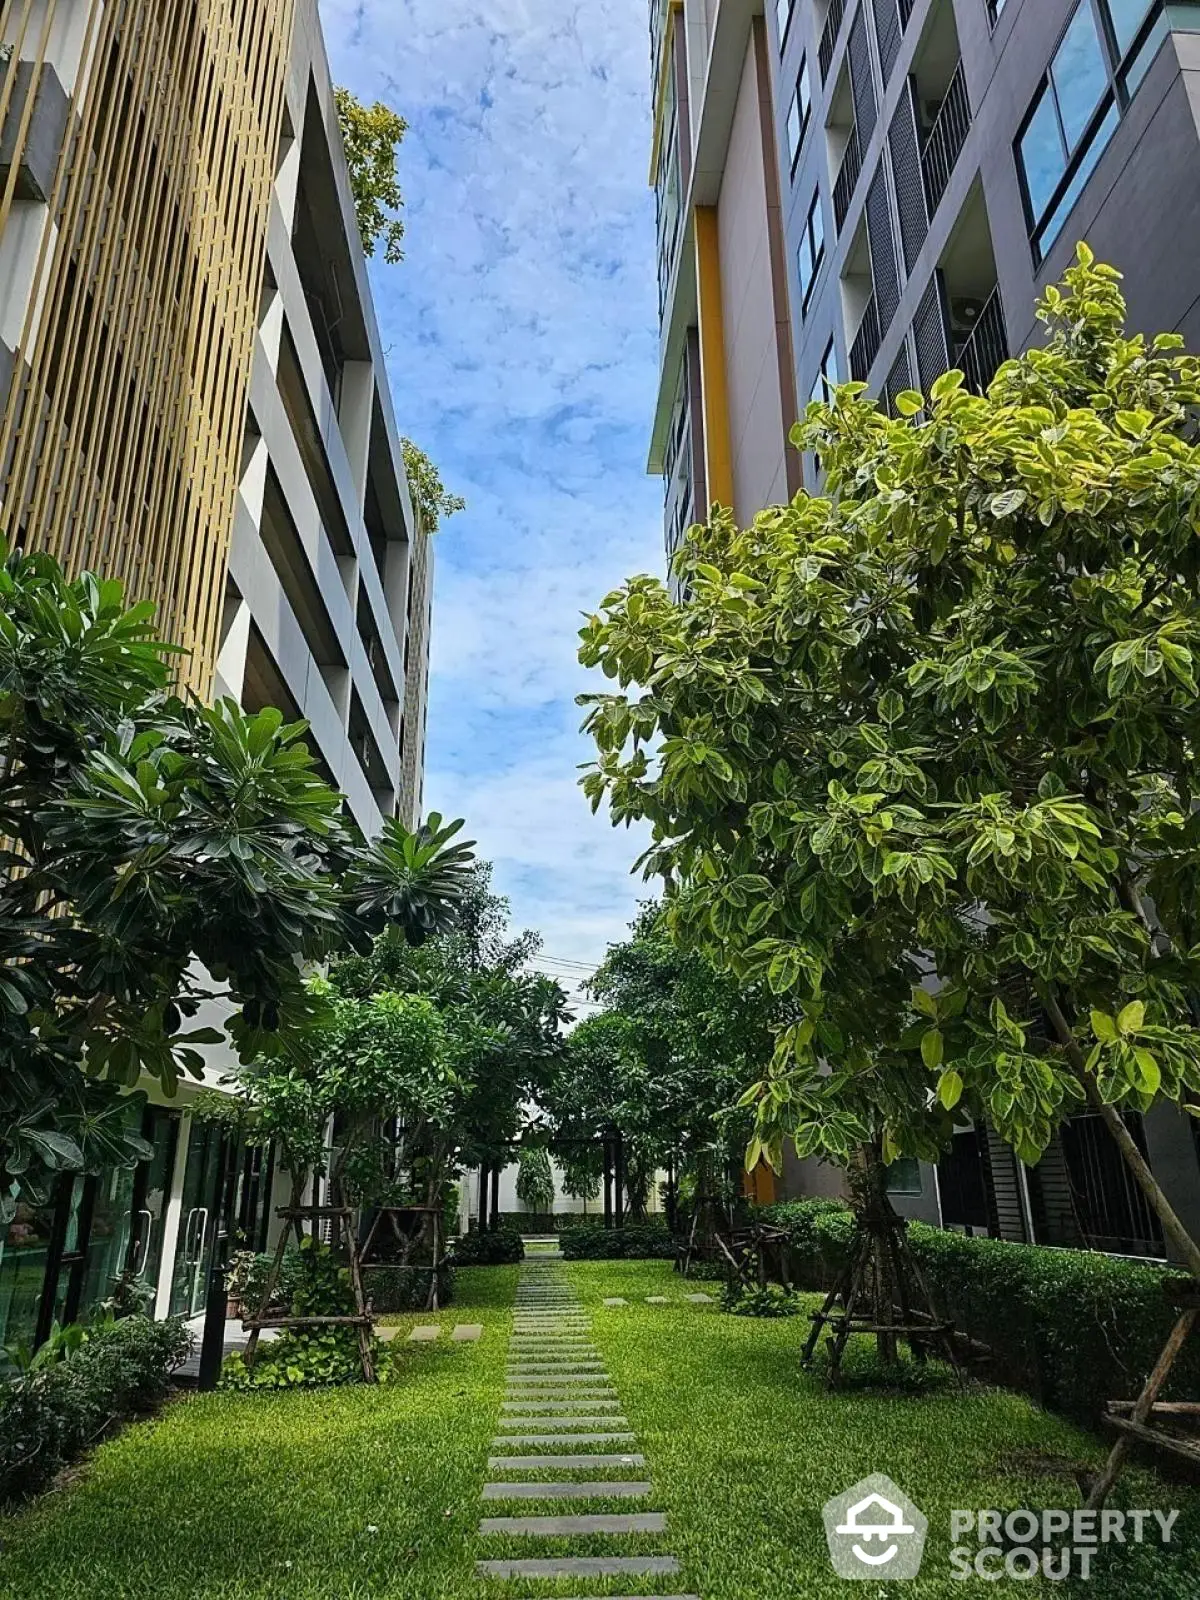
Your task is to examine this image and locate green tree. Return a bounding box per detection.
[579,247,1200,1277]
[545,909,775,1219]
[515,1144,555,1214]
[334,87,406,264]
[401,438,466,534]
[0,543,475,1215]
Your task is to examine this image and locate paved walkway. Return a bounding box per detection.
[476,1246,698,1598]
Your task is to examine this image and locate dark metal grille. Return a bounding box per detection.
[872,0,902,87]
[833,124,862,233]
[956,285,1008,394]
[921,61,971,218]
[849,294,881,382]
[847,6,877,147]
[819,0,847,82]
[888,80,927,273]
[884,342,912,415]
[865,164,900,336]
[913,272,950,395]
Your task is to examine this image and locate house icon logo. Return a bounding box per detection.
[823,1474,928,1579]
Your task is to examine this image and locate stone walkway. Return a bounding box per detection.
[476,1247,698,1598]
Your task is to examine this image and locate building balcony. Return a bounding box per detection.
[819,0,846,83]
[832,123,861,235]
[955,285,1007,395]
[920,61,970,220]
[850,293,881,383]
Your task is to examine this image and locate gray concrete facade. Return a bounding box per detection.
[770,0,1200,451]
[216,0,431,833]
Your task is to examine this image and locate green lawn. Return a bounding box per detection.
[567,1261,1200,1599]
[0,1258,1195,1598]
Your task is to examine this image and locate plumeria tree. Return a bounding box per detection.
[0,542,475,1217]
[579,247,1200,1279]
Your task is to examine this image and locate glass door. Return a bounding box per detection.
[126,1108,180,1307]
[169,1122,225,1319]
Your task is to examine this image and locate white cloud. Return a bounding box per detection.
[320,0,665,960]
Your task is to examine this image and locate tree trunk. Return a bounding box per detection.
[489,1162,500,1232]
[1036,981,1200,1280]
[848,1143,902,1361]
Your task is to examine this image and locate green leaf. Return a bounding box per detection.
[990,488,1027,519]
[937,1070,963,1110]
[920,1028,944,1070]
[894,390,924,417]
[912,987,938,1019]
[1117,1000,1145,1036]
[1091,1009,1118,1044]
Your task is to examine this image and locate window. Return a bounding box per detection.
[786,57,812,171]
[777,0,794,48]
[809,337,840,405]
[797,190,825,312]
[885,1158,924,1196]
[987,0,1008,24]
[1016,0,1166,262]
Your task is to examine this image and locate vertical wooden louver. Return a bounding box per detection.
[0,0,296,693]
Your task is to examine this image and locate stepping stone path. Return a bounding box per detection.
[408,1324,440,1342]
[476,1244,698,1597]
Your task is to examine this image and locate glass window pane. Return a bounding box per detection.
[1106,0,1155,56]
[1051,4,1109,152]
[1019,88,1067,224]
[787,93,801,161]
[0,1188,56,1357]
[1038,101,1119,253]
[777,0,792,44]
[1121,8,1167,95]
[798,57,811,123]
[810,194,825,263]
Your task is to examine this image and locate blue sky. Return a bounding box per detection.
[319,0,662,985]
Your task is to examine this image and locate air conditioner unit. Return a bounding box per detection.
[948,296,986,336]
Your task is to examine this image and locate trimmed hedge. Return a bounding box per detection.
[0,1315,192,1504]
[451,1225,524,1266]
[759,1199,1200,1427]
[495,1212,602,1232]
[560,1222,677,1261]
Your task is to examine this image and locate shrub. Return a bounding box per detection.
[220,1236,370,1390]
[0,1315,191,1504]
[451,1225,524,1266]
[722,1281,804,1318]
[560,1222,677,1260]
[225,1247,307,1315]
[362,1260,455,1312]
[758,1199,1200,1426]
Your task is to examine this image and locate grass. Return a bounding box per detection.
[1,1257,1196,1598]
[0,1268,518,1600]
[561,1260,1200,1600]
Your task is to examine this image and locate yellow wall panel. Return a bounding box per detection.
[0,0,296,694]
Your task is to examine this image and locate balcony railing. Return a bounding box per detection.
[833,125,862,234]
[920,62,970,219]
[849,294,881,383]
[955,286,1008,395]
[819,0,846,82]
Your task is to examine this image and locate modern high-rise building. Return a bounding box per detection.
[648,0,802,577]
[646,0,1200,1259]
[0,0,433,1348]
